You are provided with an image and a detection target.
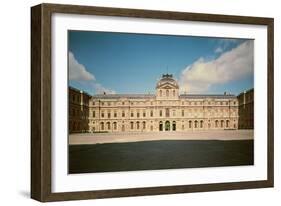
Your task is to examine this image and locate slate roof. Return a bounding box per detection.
[91,93,237,99]
[179,94,237,99]
[92,94,155,99]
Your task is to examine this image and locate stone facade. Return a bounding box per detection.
[85,74,239,133]
[68,87,91,133]
[238,88,254,129]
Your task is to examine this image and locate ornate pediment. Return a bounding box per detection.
[157,82,179,89]
[156,74,179,89]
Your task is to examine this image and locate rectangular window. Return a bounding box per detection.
[122,111,125,117]
[160,110,162,117]
[108,113,111,118]
[150,111,153,117]
[165,108,170,117]
[93,111,95,118]
[101,112,104,118]
[143,112,146,117]
[182,110,184,117]
[131,112,134,117]
[137,112,140,118]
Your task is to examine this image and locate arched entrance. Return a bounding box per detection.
[172,121,176,131]
[159,121,163,131]
[165,121,170,131]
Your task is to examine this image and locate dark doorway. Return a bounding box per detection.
[165,121,170,131]
[159,121,163,131]
[172,121,176,131]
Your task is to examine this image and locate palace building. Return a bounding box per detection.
[69,74,243,133]
[237,88,254,129]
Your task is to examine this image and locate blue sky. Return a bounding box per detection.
[68,30,254,95]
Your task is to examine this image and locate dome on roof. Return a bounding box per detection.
[156,74,179,89]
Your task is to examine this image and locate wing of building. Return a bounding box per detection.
[68,74,255,133]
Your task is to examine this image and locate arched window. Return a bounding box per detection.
[200,120,203,128]
[195,120,198,128]
[221,120,224,128]
[136,121,140,129]
[106,122,110,130]
[189,121,192,128]
[113,122,117,130]
[100,122,104,130]
[215,120,219,128]
[130,122,134,130]
[226,120,230,128]
[142,121,146,129]
[166,89,169,97]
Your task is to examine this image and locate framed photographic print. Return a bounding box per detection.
[31,3,274,202]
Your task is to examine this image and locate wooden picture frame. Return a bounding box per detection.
[31,3,274,202]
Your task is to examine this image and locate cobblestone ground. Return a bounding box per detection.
[69,129,253,145]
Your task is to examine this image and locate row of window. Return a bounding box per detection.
[92,109,236,118]
[98,119,233,131]
[159,89,176,97]
[70,94,80,103]
[92,100,237,106]
[70,94,89,105]
[70,109,88,119]
[99,121,152,131]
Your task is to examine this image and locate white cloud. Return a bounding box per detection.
[92,82,116,94]
[214,39,239,54]
[69,51,95,81]
[179,40,253,93]
[69,51,116,94]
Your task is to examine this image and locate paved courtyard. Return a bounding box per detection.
[69,129,253,145]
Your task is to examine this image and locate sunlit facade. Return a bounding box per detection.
[85,74,239,133]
